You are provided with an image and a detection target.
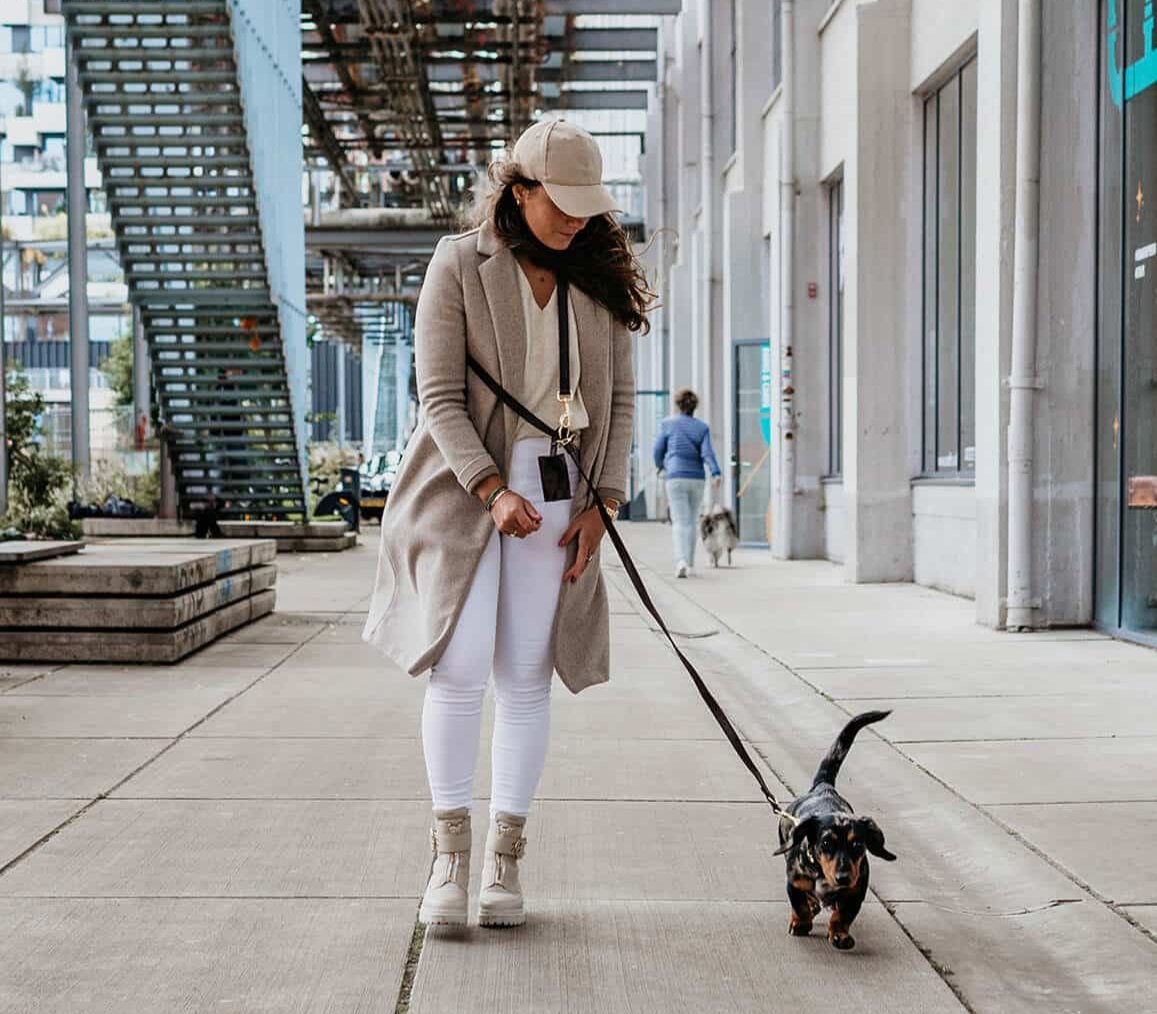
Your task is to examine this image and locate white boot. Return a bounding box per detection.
[419,807,471,926]
[478,812,527,928]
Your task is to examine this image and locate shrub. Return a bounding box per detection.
[308,441,360,506]
[74,459,161,514]
[2,366,80,540]
[100,333,135,408]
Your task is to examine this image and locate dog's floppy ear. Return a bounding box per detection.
[856,817,896,861]
[773,816,816,856]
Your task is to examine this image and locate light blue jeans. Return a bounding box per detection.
[666,477,705,567]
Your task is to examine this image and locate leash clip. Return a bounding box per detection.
[557,393,576,447]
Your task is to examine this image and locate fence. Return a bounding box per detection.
[37,403,159,477]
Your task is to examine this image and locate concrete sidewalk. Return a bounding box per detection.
[612,522,1157,1013]
[0,524,1152,1012]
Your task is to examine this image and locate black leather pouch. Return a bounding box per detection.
[538,452,571,502]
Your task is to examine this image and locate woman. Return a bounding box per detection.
[653,388,721,578]
[363,119,652,928]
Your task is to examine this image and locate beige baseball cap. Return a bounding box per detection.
[511,118,619,219]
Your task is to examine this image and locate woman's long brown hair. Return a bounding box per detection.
[466,158,656,334]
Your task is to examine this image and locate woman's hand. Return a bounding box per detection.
[559,507,606,584]
[476,476,542,538]
[492,490,542,538]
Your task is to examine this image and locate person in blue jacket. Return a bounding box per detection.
[652,388,721,577]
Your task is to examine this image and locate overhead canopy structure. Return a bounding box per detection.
[300,0,674,348]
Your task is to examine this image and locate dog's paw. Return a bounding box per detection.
[787,915,813,937]
[829,933,856,951]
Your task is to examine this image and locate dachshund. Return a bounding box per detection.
[698,503,739,567]
[775,710,897,950]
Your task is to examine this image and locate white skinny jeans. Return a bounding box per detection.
[421,436,579,818]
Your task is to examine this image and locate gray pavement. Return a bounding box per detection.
[0,523,1153,1012]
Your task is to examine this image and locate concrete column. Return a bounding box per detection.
[667,7,699,411]
[132,305,150,444]
[310,171,322,227]
[0,137,7,519]
[1028,0,1097,625]
[336,345,347,447]
[844,0,914,583]
[789,0,828,560]
[973,0,1019,626]
[158,437,177,519]
[394,340,409,450]
[65,28,90,477]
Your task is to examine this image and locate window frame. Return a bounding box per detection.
[920,59,978,478]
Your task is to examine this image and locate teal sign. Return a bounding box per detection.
[1109,0,1157,108]
[760,342,772,445]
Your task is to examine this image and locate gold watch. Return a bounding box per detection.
[602,498,621,520]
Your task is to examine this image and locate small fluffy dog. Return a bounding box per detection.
[698,504,739,567]
[775,710,896,950]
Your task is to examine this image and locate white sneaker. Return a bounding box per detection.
[675,560,689,579]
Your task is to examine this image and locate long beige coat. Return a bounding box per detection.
[362,221,635,693]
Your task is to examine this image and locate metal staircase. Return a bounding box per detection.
[63,0,307,519]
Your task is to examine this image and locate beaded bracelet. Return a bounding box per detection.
[484,484,509,513]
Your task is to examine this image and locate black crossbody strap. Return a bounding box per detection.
[557,274,572,400]
[464,354,787,817]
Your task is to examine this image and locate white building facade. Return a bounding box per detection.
[642,0,1155,646]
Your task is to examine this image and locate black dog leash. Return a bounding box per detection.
[466,334,793,823]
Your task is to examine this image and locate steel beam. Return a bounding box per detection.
[302,78,359,203]
[538,60,657,83]
[302,0,382,156]
[305,34,659,59]
[550,90,649,111]
[544,0,681,12]
[560,27,659,51]
[306,225,445,252]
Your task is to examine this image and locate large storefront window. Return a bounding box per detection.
[922,60,977,475]
[1097,0,1157,638]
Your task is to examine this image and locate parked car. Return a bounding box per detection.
[357,450,401,522]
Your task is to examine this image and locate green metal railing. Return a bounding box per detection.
[62,0,307,518]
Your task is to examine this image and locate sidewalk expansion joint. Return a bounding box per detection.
[394,905,427,1014]
[0,625,329,883]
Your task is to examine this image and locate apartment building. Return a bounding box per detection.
[643,0,1154,645]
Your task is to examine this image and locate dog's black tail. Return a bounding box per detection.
[811,710,891,789]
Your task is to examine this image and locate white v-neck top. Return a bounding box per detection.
[514,267,589,441]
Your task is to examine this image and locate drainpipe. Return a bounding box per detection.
[1006,0,1042,630]
[699,2,715,430]
[777,0,796,558]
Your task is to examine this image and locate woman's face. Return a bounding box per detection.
[514,183,590,251]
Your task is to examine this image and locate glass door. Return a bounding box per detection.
[1122,0,1157,633]
[1097,0,1157,637]
[732,339,772,545]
